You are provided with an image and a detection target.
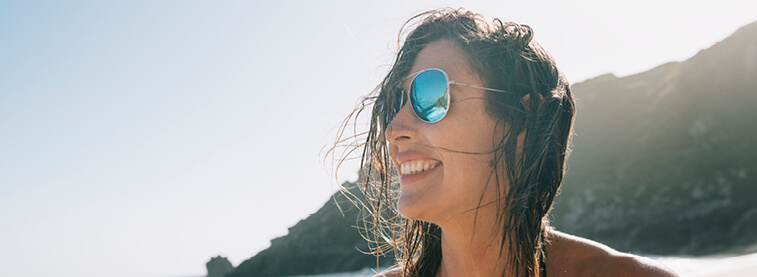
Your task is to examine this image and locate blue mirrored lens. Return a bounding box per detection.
[410,69,449,123]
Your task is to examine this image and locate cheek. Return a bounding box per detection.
[441,126,506,200]
[441,152,494,196]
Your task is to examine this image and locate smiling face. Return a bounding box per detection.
[385,39,506,226]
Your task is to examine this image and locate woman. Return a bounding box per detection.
[336,8,678,277]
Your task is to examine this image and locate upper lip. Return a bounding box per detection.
[396,150,441,166]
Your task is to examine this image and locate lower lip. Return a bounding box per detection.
[400,164,441,184]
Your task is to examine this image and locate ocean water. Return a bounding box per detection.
[655,251,757,277]
[281,251,757,277]
[285,267,377,277]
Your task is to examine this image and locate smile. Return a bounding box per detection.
[399,160,441,176]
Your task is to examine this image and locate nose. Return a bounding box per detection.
[385,99,417,144]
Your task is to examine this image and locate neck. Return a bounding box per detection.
[435,205,509,277]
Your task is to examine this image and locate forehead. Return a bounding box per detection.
[407,39,478,82]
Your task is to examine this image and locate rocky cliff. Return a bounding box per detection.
[550,20,757,255]
[226,183,390,277]
[207,256,235,277]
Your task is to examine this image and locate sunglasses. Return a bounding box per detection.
[395,68,511,123]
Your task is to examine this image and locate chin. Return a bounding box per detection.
[396,193,435,222]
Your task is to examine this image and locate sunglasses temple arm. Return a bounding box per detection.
[449,81,511,94]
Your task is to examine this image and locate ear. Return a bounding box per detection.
[520,93,544,111]
[521,94,531,109]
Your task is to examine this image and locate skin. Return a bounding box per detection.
[379,40,678,277]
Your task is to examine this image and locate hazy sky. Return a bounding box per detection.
[1,1,755,276]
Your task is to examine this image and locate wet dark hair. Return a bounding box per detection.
[331,7,575,277]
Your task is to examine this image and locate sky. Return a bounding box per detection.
[0,1,755,276]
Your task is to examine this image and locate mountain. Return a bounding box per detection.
[551,20,757,255]
[226,183,392,277]
[225,20,757,276]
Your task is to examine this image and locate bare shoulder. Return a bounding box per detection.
[373,267,403,277]
[545,229,679,277]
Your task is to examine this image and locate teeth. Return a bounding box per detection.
[398,160,439,176]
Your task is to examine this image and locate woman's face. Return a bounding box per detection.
[386,39,505,226]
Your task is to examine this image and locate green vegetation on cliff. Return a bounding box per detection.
[551,20,757,255]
